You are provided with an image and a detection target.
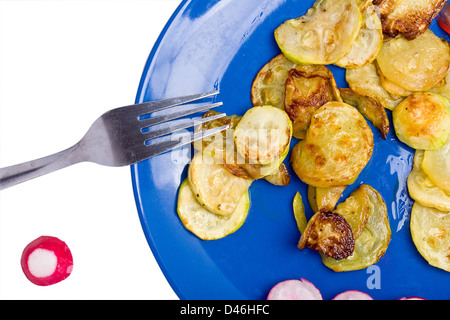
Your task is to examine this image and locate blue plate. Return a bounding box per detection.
[131,0,450,300]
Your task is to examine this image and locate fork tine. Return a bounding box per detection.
[142,112,227,140]
[138,102,223,128]
[142,125,229,160]
[130,91,220,117]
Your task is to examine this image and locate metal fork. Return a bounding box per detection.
[0,91,227,190]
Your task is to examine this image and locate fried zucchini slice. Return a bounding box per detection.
[377,63,412,97]
[293,192,308,234]
[274,0,362,65]
[307,185,319,213]
[251,54,298,110]
[298,211,355,260]
[422,137,450,193]
[393,92,450,150]
[188,152,252,216]
[429,69,450,101]
[234,106,292,165]
[335,5,383,68]
[263,163,290,186]
[335,185,371,239]
[339,88,390,139]
[379,76,412,98]
[193,110,241,154]
[284,65,342,139]
[376,30,450,92]
[177,179,250,240]
[290,102,374,187]
[322,186,391,271]
[221,141,289,180]
[195,111,288,181]
[410,202,450,272]
[316,186,347,212]
[375,0,447,40]
[346,61,404,110]
[407,150,450,211]
[308,185,347,212]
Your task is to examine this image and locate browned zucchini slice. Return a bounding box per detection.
[290,102,373,187]
[298,211,355,260]
[284,65,341,139]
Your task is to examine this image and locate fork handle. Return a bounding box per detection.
[0,143,85,190]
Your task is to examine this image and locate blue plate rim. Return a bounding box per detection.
[131,0,189,300]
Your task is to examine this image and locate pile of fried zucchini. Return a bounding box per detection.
[177,0,450,273]
[177,107,293,240]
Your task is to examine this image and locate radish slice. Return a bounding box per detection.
[332,290,373,300]
[399,297,426,300]
[21,236,73,286]
[437,3,450,35]
[267,278,323,300]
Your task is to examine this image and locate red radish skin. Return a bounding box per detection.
[21,236,73,286]
[437,3,450,35]
[332,290,373,300]
[399,297,426,300]
[267,278,323,300]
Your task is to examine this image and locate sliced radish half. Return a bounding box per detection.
[267,278,323,300]
[398,297,426,300]
[21,236,73,286]
[332,290,373,300]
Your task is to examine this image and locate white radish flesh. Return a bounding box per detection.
[267,278,323,300]
[28,248,58,278]
[21,236,73,286]
[332,290,373,300]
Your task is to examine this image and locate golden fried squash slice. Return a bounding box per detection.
[335,5,383,69]
[422,137,450,193]
[221,140,290,180]
[429,69,450,101]
[298,211,355,260]
[376,62,412,97]
[376,30,450,92]
[293,191,308,234]
[195,111,288,181]
[339,88,390,139]
[263,163,290,186]
[274,0,362,65]
[307,185,319,213]
[290,102,374,188]
[393,92,450,150]
[251,54,298,110]
[346,61,404,110]
[379,74,412,98]
[335,185,371,239]
[234,106,292,165]
[284,65,342,139]
[188,152,252,216]
[177,179,250,240]
[322,186,391,271]
[374,0,447,40]
[407,150,450,212]
[410,202,450,272]
[193,110,241,154]
[308,185,347,213]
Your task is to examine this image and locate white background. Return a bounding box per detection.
[0,0,182,299]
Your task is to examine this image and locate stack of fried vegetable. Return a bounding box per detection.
[255,0,449,272]
[250,0,389,271]
[177,106,293,240]
[177,0,450,273]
